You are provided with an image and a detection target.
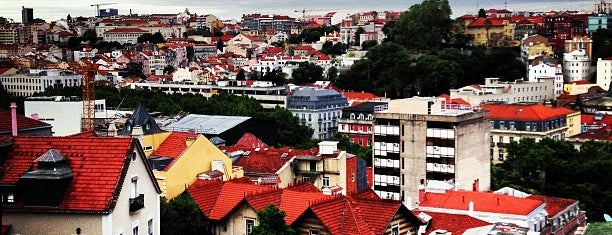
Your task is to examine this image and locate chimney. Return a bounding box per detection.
[10,102,17,136]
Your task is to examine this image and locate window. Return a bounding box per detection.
[143,146,153,151]
[509,137,514,142]
[303,176,311,182]
[310,230,320,235]
[246,219,255,234]
[499,149,504,161]
[351,173,355,182]
[132,226,138,235]
[489,121,494,128]
[499,121,505,129]
[322,176,330,187]
[131,176,138,198]
[509,122,515,130]
[148,219,153,235]
[391,225,399,235]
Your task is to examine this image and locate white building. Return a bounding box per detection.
[73,48,98,62]
[563,50,591,83]
[0,69,82,97]
[24,96,111,136]
[528,61,564,97]
[597,57,612,91]
[102,28,148,44]
[449,77,555,106]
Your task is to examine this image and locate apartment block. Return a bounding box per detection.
[372,97,490,209]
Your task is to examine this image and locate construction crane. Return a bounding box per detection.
[79,56,96,132]
[294,8,339,20]
[91,3,117,17]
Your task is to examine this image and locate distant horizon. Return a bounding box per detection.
[0,0,598,24]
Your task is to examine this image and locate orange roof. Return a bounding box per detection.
[527,195,576,217]
[569,80,593,85]
[343,91,380,100]
[481,104,575,121]
[420,190,544,215]
[150,132,199,171]
[235,132,269,148]
[468,17,505,27]
[0,136,156,212]
[222,146,318,174]
[417,211,491,234]
[104,28,148,34]
[0,109,51,135]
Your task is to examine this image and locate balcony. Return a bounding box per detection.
[129,194,144,213]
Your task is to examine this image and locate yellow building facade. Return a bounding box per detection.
[143,132,244,199]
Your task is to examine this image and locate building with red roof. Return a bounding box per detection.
[418,190,548,232]
[0,107,51,136]
[338,101,387,146]
[466,17,517,47]
[413,210,491,235]
[142,131,244,199]
[102,28,148,44]
[481,103,580,162]
[188,178,423,235]
[0,135,161,235]
[449,77,556,107]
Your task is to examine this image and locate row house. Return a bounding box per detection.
[0,135,161,235]
[240,13,297,33]
[563,80,601,95]
[565,35,592,59]
[481,103,580,162]
[373,97,490,209]
[528,61,564,97]
[0,27,19,45]
[520,34,553,64]
[187,178,423,235]
[449,77,555,106]
[542,12,589,51]
[513,16,544,40]
[287,87,348,140]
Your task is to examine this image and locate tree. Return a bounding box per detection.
[128,62,145,78]
[216,40,224,53]
[161,195,212,235]
[326,66,338,81]
[361,40,378,50]
[291,62,323,84]
[251,204,298,235]
[82,29,98,45]
[353,27,365,46]
[477,8,487,18]
[137,32,165,44]
[236,69,246,80]
[163,65,176,75]
[388,0,452,49]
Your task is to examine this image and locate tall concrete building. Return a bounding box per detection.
[21,6,33,25]
[372,97,490,209]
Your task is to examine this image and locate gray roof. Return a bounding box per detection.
[163,114,251,134]
[118,104,163,136]
[36,149,66,163]
[289,87,342,101]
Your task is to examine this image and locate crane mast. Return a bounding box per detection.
[80,58,95,132]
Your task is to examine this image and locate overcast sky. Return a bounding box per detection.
[0,0,597,23]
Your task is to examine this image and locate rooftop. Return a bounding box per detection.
[163,114,251,134]
[0,109,51,135]
[481,103,575,121]
[419,190,544,216]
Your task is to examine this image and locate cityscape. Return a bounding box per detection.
[1,0,612,234]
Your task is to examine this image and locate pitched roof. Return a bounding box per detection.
[481,104,575,121]
[235,132,269,148]
[104,28,148,34]
[419,190,544,215]
[222,146,318,174]
[342,91,380,100]
[416,211,491,234]
[118,104,163,136]
[0,109,51,135]
[150,132,199,171]
[467,17,505,27]
[0,136,156,213]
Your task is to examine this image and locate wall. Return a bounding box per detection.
[223,203,258,235]
[3,213,102,235]
[159,135,243,199]
[454,117,491,193]
[110,144,160,235]
[24,100,82,136]
[382,211,419,235]
[294,211,331,235]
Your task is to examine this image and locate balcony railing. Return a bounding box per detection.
[129,194,144,213]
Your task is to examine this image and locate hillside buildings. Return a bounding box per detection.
[449,77,555,106]
[0,69,81,97]
[372,97,490,208]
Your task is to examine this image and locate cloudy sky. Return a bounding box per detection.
[0,0,597,23]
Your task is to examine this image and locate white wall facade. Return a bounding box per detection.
[528,62,564,97]
[597,58,612,91]
[24,98,106,136]
[563,50,591,82]
[0,70,82,97]
[450,77,555,106]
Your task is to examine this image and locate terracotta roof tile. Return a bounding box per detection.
[415,211,491,234]
[0,136,136,212]
[419,190,544,215]
[150,132,199,171]
[0,109,51,135]
[235,132,269,148]
[468,17,505,27]
[222,146,318,174]
[481,104,575,122]
[527,194,576,217]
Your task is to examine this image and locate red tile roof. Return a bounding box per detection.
[150,132,199,171]
[481,104,575,122]
[571,127,612,141]
[104,28,148,34]
[468,17,505,27]
[222,146,318,174]
[569,80,593,85]
[416,211,491,234]
[419,190,544,215]
[527,195,576,218]
[235,132,269,148]
[342,91,380,100]
[0,136,156,212]
[0,109,51,135]
[581,114,612,126]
